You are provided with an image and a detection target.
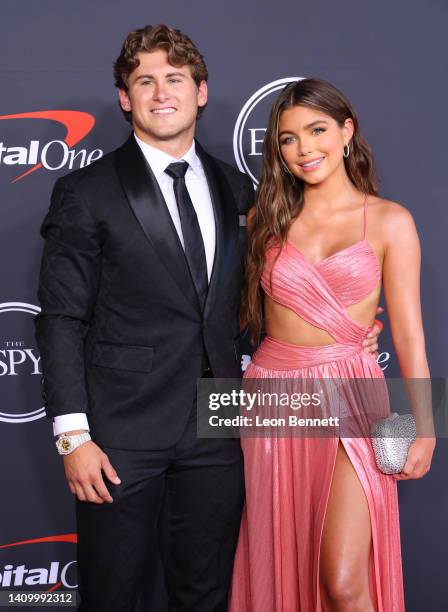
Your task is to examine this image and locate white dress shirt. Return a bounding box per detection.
[53,134,216,436]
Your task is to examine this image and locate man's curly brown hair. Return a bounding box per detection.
[113,24,208,123]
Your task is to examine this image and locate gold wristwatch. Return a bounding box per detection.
[56,432,91,455]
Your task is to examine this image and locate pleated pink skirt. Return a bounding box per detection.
[229,337,405,612]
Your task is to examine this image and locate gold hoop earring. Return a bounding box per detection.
[343,143,350,158]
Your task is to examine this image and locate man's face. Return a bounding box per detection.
[119,49,208,149]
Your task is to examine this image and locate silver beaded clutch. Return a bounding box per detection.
[370,413,416,474]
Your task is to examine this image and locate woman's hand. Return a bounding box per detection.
[393,438,436,480]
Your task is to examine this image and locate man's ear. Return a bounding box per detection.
[197,80,208,109]
[118,88,132,112]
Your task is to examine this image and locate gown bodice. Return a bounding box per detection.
[261,197,381,346]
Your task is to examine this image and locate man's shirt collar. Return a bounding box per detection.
[134,133,203,180]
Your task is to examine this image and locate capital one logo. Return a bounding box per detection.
[233,77,303,184]
[0,110,103,183]
[0,302,45,424]
[0,534,77,590]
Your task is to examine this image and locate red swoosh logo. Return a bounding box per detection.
[0,533,77,549]
[0,111,95,182]
[0,534,77,593]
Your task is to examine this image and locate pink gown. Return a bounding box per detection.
[230,204,405,611]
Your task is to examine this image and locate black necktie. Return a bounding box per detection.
[165,161,208,310]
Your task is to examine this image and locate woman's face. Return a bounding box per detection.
[278,105,353,186]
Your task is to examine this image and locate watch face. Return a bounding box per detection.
[61,438,72,452]
[57,436,74,454]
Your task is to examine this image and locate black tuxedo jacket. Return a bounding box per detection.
[35,135,254,450]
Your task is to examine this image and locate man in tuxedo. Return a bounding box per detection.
[35,24,253,611]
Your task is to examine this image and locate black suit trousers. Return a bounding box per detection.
[76,400,245,612]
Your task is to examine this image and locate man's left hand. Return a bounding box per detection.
[362,306,384,356]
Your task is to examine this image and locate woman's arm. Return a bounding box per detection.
[381,201,435,480]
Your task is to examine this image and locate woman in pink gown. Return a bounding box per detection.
[230,79,435,611]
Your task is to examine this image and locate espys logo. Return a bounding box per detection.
[0,110,103,183]
[0,534,77,590]
[233,77,303,184]
[0,302,45,424]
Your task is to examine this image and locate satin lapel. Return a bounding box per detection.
[114,135,199,311]
[196,142,239,317]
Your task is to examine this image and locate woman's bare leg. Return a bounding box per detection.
[319,440,376,612]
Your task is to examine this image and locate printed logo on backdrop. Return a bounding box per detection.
[0,302,45,424]
[0,111,103,183]
[0,534,77,590]
[233,77,303,184]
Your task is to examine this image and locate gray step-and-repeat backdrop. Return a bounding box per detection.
[1,1,447,610]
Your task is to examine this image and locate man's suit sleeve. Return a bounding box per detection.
[35,177,101,418]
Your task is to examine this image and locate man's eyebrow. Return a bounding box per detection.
[134,72,187,81]
[279,120,329,136]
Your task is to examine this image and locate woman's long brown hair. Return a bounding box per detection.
[241,78,379,342]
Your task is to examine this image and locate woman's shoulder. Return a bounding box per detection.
[367,195,416,237]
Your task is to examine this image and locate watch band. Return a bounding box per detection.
[56,432,91,455]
